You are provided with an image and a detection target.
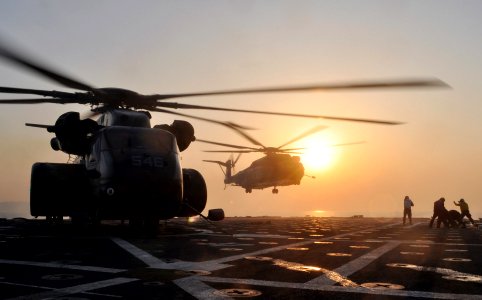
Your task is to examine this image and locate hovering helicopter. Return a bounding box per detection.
[200,126,363,194]
[200,126,323,194]
[0,40,448,225]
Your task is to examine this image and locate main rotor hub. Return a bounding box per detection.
[95,88,147,108]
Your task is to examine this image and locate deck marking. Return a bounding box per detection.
[172,222,404,297]
[110,237,164,267]
[114,222,402,273]
[307,241,400,285]
[387,263,482,283]
[111,237,232,271]
[6,277,138,300]
[178,222,403,271]
[0,281,122,298]
[233,233,290,239]
[199,276,482,299]
[0,259,125,273]
[173,276,227,300]
[270,258,358,287]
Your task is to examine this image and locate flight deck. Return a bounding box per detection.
[1,217,481,299]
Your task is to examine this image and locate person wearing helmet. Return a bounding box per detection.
[403,196,414,225]
[454,199,476,226]
[429,197,449,228]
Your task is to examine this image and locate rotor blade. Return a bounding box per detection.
[150,78,450,100]
[233,153,242,165]
[203,150,259,153]
[0,86,77,98]
[0,98,82,104]
[330,141,366,147]
[277,125,327,149]
[220,124,266,148]
[196,139,260,151]
[150,107,249,130]
[0,41,95,91]
[155,102,403,125]
[225,121,257,130]
[203,159,229,166]
[278,147,306,151]
[25,123,51,129]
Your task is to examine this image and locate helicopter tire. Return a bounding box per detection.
[176,168,207,217]
[30,163,91,218]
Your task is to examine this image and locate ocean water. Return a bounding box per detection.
[0,201,30,218]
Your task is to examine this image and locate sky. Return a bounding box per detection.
[0,1,481,219]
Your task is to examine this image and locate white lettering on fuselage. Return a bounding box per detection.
[131,155,165,168]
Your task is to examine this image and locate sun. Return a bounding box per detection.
[299,137,337,171]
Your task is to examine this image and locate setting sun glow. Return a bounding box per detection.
[300,138,337,171]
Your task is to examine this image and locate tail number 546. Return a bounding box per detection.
[131,155,165,168]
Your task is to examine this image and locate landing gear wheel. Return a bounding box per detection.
[245,188,252,193]
[272,188,279,194]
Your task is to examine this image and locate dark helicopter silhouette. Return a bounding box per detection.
[199,126,361,194]
[0,40,449,225]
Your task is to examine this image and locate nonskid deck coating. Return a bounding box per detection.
[0,217,481,299]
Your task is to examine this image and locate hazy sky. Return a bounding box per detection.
[0,1,481,218]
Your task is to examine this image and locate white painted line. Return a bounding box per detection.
[150,260,232,272]
[387,263,482,283]
[5,277,138,300]
[200,276,482,300]
[188,222,402,270]
[335,239,482,247]
[114,222,407,275]
[194,239,314,267]
[0,281,122,298]
[404,222,423,229]
[233,233,291,239]
[0,259,125,273]
[307,241,400,285]
[111,237,232,271]
[271,258,358,287]
[0,281,54,291]
[174,276,227,300]
[110,237,163,267]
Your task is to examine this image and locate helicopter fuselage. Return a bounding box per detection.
[227,154,304,193]
[30,109,213,223]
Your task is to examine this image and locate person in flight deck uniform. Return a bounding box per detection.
[429,197,449,228]
[454,198,476,226]
[403,196,414,225]
[447,210,464,228]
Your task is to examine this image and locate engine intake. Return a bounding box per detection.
[154,120,195,152]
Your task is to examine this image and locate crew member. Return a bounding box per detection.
[403,196,414,225]
[447,210,464,228]
[454,198,476,226]
[429,197,449,228]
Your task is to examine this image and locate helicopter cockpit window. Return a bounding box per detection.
[99,110,151,128]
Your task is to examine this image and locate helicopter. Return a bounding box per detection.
[200,125,324,194]
[200,126,364,194]
[0,40,449,225]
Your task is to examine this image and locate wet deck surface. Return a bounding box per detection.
[1,217,482,299]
